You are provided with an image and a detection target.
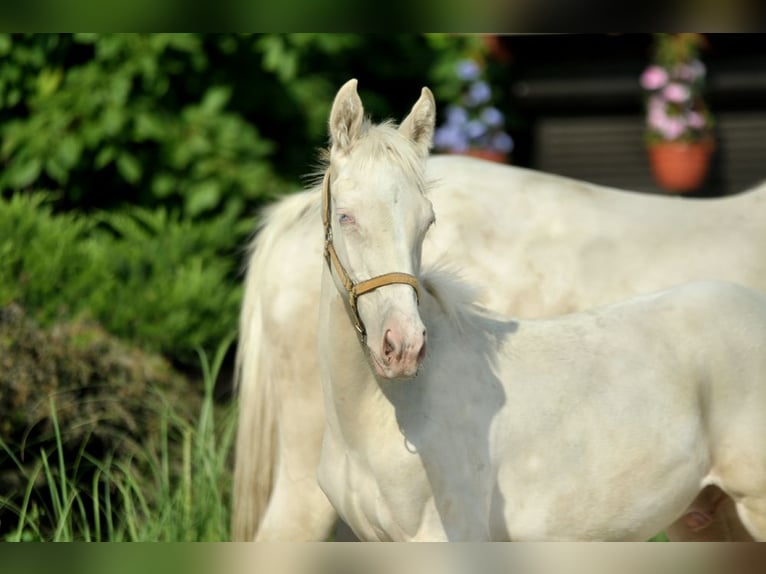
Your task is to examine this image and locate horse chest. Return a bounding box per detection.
[318,427,448,541]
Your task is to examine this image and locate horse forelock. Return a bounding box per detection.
[316,118,430,196]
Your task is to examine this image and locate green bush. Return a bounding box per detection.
[0,193,243,363]
[0,34,466,216]
[0,34,516,361]
[0,34,282,217]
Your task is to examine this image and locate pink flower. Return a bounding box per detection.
[662,82,691,103]
[660,117,686,140]
[687,110,706,130]
[648,104,687,140]
[640,65,669,90]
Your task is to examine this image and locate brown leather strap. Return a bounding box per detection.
[354,273,421,303]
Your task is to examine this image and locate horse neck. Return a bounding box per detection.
[318,267,400,445]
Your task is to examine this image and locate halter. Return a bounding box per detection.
[321,169,422,342]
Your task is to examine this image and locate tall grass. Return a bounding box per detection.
[0,336,237,542]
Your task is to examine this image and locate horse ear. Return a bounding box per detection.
[399,87,436,158]
[329,79,364,155]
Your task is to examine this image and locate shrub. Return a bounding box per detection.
[0,34,282,217]
[0,193,243,363]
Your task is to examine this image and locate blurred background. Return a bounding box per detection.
[1,33,765,541]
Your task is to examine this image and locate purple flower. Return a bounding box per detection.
[640,65,669,90]
[672,64,695,82]
[662,82,691,103]
[480,106,504,128]
[689,59,706,80]
[465,81,492,106]
[674,59,706,82]
[456,59,481,81]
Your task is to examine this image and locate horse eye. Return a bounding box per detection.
[338,213,354,225]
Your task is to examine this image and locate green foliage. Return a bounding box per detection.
[0,34,458,218]
[0,192,243,363]
[0,34,282,217]
[0,34,469,362]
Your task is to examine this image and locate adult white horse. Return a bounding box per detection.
[314,79,766,541]
[232,92,766,540]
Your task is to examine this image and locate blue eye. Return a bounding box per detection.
[338,213,354,225]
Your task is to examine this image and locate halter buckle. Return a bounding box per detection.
[348,290,366,340]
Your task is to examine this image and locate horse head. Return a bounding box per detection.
[323,79,436,380]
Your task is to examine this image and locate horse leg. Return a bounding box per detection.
[256,466,338,541]
[665,486,753,541]
[734,497,766,541]
[255,368,339,541]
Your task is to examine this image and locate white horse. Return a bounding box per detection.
[314,79,766,541]
[232,99,766,540]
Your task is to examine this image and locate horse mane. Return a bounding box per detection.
[421,264,493,333]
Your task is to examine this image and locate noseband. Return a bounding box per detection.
[322,170,421,342]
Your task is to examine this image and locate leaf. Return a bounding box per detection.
[0,34,11,56]
[117,153,142,185]
[185,181,221,216]
[56,136,83,170]
[7,158,41,188]
[36,67,63,98]
[151,174,177,198]
[94,146,116,169]
[45,156,69,184]
[134,112,165,141]
[200,86,231,114]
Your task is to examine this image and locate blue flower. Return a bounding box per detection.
[490,132,514,153]
[455,59,481,81]
[465,81,492,107]
[433,56,514,156]
[480,107,504,128]
[445,105,469,126]
[466,120,487,139]
[434,124,468,152]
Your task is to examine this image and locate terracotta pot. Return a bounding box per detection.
[648,140,714,193]
[459,149,508,164]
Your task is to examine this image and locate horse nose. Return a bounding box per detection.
[381,327,427,376]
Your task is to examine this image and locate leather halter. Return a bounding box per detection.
[321,170,421,342]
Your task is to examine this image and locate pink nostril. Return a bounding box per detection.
[417,329,427,362]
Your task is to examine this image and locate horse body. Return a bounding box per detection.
[312,80,766,541]
[320,272,766,540]
[231,86,766,541]
[427,156,766,318]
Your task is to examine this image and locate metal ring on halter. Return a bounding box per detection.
[321,170,422,342]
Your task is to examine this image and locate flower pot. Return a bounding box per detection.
[647,140,714,193]
[459,149,508,164]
